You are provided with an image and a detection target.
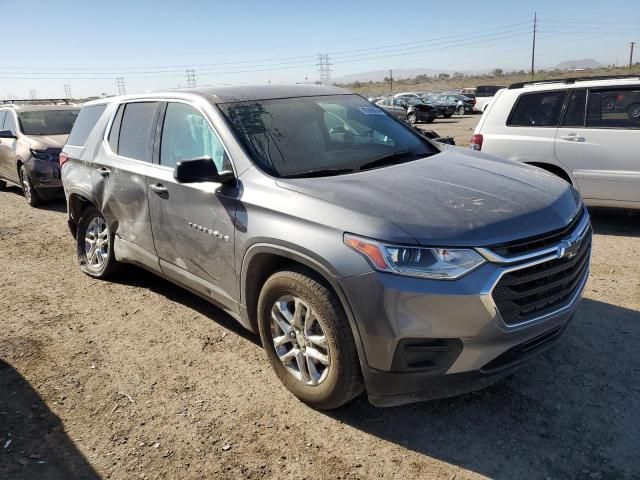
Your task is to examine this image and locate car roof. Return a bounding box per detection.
[508,76,640,92]
[84,84,352,106]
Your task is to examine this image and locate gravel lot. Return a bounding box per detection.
[1,115,639,479]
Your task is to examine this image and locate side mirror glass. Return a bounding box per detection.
[329,125,348,135]
[173,157,234,184]
[0,130,16,139]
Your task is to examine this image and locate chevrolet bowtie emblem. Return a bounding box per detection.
[558,238,580,259]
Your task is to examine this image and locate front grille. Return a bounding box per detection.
[490,207,586,258]
[492,228,591,325]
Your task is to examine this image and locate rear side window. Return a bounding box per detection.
[67,104,107,146]
[586,88,640,129]
[117,102,160,162]
[0,111,6,129]
[562,90,587,127]
[108,104,124,152]
[508,91,567,127]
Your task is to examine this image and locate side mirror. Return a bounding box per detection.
[173,157,234,184]
[0,130,16,139]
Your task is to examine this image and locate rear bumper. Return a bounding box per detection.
[364,314,574,407]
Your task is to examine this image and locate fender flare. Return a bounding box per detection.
[240,242,368,366]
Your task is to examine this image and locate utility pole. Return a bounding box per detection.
[64,84,72,99]
[116,77,126,96]
[29,89,37,100]
[185,69,197,88]
[389,70,393,93]
[630,42,636,70]
[317,54,331,84]
[530,12,537,79]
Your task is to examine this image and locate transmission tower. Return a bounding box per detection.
[29,89,37,100]
[116,77,126,96]
[317,54,332,84]
[64,84,72,99]
[185,69,197,88]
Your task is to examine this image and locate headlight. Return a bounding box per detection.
[30,149,50,160]
[344,233,485,280]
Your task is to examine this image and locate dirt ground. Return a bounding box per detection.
[1,115,639,479]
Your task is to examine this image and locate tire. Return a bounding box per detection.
[19,165,40,207]
[456,106,465,115]
[257,269,363,410]
[407,113,417,125]
[425,116,435,124]
[444,112,453,118]
[0,179,6,190]
[76,206,120,279]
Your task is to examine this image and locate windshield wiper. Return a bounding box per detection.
[358,150,428,171]
[282,168,354,179]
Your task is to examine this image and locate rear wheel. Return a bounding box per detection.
[19,165,40,207]
[257,269,363,410]
[0,179,6,190]
[444,112,453,118]
[628,103,640,123]
[76,206,120,279]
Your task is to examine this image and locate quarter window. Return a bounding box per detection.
[586,88,640,129]
[108,104,124,152]
[67,104,107,146]
[0,111,6,129]
[117,102,160,162]
[3,111,17,135]
[508,91,567,127]
[160,102,229,171]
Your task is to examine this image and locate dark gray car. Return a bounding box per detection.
[61,85,591,409]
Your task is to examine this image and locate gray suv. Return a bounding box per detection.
[61,85,591,409]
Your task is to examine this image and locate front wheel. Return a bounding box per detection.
[407,113,417,125]
[257,269,363,410]
[456,106,465,115]
[628,103,640,122]
[76,206,120,279]
[19,165,40,207]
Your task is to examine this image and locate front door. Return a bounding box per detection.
[555,87,640,204]
[146,101,239,314]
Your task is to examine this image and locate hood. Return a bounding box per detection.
[276,147,582,247]
[26,134,69,150]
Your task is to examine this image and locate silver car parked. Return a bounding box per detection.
[61,85,591,408]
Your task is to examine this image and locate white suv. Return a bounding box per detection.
[472,76,640,209]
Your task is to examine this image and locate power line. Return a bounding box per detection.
[116,77,126,95]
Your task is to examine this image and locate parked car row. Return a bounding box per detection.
[6,78,636,410]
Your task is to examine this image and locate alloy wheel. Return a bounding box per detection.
[21,171,32,204]
[270,295,331,386]
[84,217,109,270]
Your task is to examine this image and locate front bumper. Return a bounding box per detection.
[338,235,590,406]
[26,157,63,198]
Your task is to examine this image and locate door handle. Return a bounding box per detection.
[97,167,110,177]
[149,183,168,196]
[559,134,585,142]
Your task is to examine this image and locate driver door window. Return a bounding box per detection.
[160,103,230,171]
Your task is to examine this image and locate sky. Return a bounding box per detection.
[1,0,638,98]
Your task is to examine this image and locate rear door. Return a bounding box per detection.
[555,86,640,204]
[97,101,159,264]
[146,101,239,314]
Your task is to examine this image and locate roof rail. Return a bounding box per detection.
[509,75,640,89]
[0,98,71,105]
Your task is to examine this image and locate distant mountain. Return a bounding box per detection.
[553,59,602,70]
[333,68,485,83]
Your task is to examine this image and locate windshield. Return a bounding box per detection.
[219,94,437,178]
[18,109,80,136]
